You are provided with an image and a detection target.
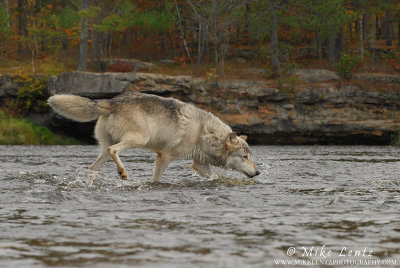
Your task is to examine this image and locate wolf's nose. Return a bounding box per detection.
[255,170,260,176]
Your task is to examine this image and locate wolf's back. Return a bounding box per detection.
[48,94,111,122]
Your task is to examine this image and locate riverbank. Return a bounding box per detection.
[0,110,79,145]
[1,70,400,145]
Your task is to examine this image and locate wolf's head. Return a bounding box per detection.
[225,132,260,178]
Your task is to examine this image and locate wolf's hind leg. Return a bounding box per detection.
[152,152,171,182]
[90,117,112,171]
[89,147,111,171]
[191,161,212,178]
[108,134,149,180]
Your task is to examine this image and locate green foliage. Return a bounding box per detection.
[0,4,11,36]
[28,27,65,52]
[283,61,297,74]
[40,56,67,76]
[390,131,400,146]
[244,1,271,42]
[59,5,79,28]
[287,75,299,92]
[0,110,79,145]
[136,5,175,34]
[0,4,12,54]
[296,0,352,38]
[94,1,175,35]
[94,14,126,32]
[1,0,399,74]
[13,76,48,111]
[25,7,67,54]
[278,75,299,97]
[386,49,400,61]
[77,6,101,19]
[243,0,351,43]
[336,54,360,80]
[205,67,218,84]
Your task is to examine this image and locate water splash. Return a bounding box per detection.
[65,167,112,189]
[253,157,273,184]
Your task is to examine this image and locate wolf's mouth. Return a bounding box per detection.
[243,170,260,178]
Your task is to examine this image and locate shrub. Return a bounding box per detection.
[205,67,218,83]
[9,75,49,112]
[108,61,133,72]
[336,54,360,80]
[391,131,400,146]
[0,110,79,145]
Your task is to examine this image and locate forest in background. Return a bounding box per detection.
[0,0,399,79]
[0,0,400,145]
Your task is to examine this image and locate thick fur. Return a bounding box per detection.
[48,95,111,122]
[48,92,260,181]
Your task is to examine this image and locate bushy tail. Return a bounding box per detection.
[48,94,111,122]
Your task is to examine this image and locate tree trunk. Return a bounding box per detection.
[348,23,352,39]
[315,32,322,65]
[245,2,251,45]
[197,22,202,63]
[220,24,231,88]
[270,0,280,77]
[91,31,103,71]
[78,0,88,72]
[91,9,104,72]
[398,17,400,43]
[360,14,364,59]
[375,15,380,40]
[336,28,343,60]
[3,0,10,27]
[364,10,371,48]
[174,0,191,62]
[107,33,112,60]
[328,28,337,65]
[214,9,219,84]
[167,33,175,59]
[17,0,28,57]
[384,10,394,46]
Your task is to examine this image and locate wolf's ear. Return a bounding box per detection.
[239,135,247,141]
[226,132,239,150]
[228,132,237,141]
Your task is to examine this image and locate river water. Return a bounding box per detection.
[0,145,399,267]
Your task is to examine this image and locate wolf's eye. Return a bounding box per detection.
[243,155,249,160]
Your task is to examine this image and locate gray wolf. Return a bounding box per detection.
[48,92,260,182]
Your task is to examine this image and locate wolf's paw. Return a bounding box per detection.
[118,170,128,180]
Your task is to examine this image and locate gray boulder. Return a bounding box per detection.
[48,72,130,98]
[294,69,340,82]
[0,75,20,97]
[160,59,176,65]
[103,59,158,71]
[353,73,400,84]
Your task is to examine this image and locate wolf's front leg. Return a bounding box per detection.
[191,161,212,178]
[152,152,171,182]
[108,144,129,180]
[89,147,111,171]
[108,146,128,180]
[107,133,150,180]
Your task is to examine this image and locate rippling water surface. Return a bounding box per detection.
[0,145,399,267]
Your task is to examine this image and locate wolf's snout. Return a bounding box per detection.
[246,170,260,178]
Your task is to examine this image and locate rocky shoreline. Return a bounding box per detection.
[1,70,400,145]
